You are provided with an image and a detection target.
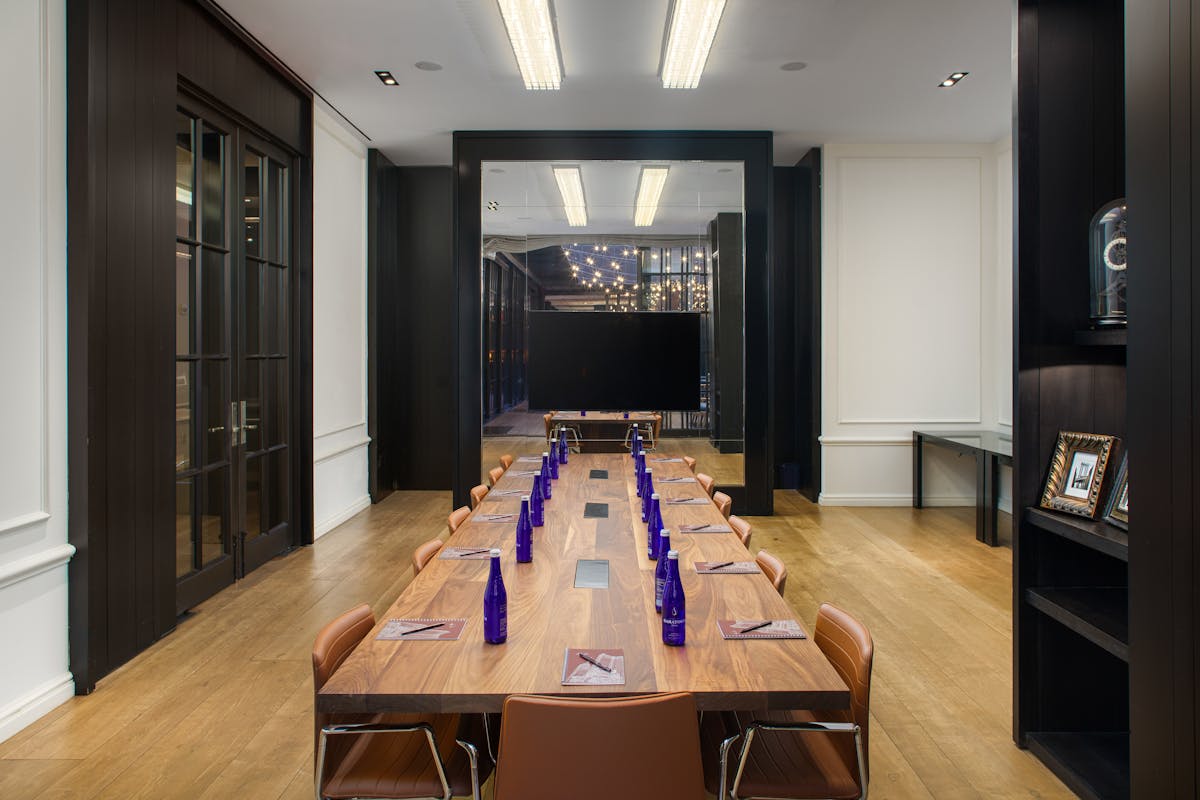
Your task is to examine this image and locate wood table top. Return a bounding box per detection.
[551,411,657,422]
[317,453,849,714]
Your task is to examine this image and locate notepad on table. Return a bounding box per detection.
[717,619,807,640]
[562,648,626,685]
[649,457,684,463]
[658,476,696,483]
[487,488,525,497]
[377,618,467,641]
[440,547,494,560]
[678,523,732,533]
[475,513,518,523]
[516,455,543,463]
[695,561,759,574]
[663,497,710,505]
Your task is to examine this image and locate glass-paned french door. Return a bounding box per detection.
[175,98,294,613]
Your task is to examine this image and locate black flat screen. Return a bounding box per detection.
[528,311,701,410]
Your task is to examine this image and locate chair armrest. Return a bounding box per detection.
[745,720,858,735]
[321,721,435,736]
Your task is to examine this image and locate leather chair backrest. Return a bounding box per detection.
[470,484,490,509]
[543,413,554,439]
[652,413,662,442]
[730,515,752,548]
[696,473,716,497]
[683,456,697,473]
[312,604,375,764]
[713,491,732,519]
[755,550,787,595]
[489,466,505,487]
[411,538,444,577]
[814,603,874,781]
[494,692,705,800]
[499,454,514,471]
[448,505,471,534]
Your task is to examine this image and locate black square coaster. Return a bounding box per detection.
[583,502,609,518]
[589,469,609,479]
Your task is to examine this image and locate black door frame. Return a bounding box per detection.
[452,131,774,515]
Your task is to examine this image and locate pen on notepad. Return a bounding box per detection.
[579,653,613,672]
[457,548,490,557]
[707,561,734,571]
[401,622,445,636]
[738,621,772,634]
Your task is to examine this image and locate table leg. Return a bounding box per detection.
[912,432,924,509]
[982,454,1001,547]
[975,453,987,542]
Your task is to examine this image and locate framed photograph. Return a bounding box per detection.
[1104,454,1129,530]
[1039,431,1118,518]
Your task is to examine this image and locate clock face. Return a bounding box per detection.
[1104,235,1127,272]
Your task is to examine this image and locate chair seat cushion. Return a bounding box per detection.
[701,709,861,800]
[321,712,476,799]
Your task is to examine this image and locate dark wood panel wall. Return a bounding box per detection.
[1127,0,1199,794]
[367,149,397,499]
[368,165,456,492]
[67,0,312,692]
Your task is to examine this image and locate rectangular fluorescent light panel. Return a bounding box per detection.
[497,0,563,90]
[634,166,670,227]
[660,0,727,89]
[553,166,587,227]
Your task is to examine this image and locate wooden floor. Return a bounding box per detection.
[0,490,1070,799]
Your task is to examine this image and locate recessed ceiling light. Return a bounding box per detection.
[414,61,443,71]
[939,71,968,88]
[635,166,671,227]
[489,168,506,173]
[780,61,807,72]
[374,70,398,86]
[497,0,564,90]
[552,165,587,226]
[486,201,500,211]
[660,0,727,89]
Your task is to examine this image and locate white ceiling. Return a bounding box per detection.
[482,160,743,235]
[219,0,1012,165]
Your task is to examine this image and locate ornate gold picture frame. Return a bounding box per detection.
[1103,453,1129,530]
[1039,431,1117,518]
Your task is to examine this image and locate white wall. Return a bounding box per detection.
[0,0,74,741]
[312,101,371,537]
[819,142,1013,507]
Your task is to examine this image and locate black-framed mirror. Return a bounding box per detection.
[453,131,773,514]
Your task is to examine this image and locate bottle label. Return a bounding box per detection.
[655,577,666,609]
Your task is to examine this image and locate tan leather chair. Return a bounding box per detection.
[543,413,554,440]
[493,692,705,800]
[714,491,733,520]
[730,515,752,549]
[652,413,663,443]
[448,506,471,535]
[312,604,488,800]
[683,456,697,473]
[498,454,514,471]
[469,484,489,509]
[696,472,716,498]
[488,466,505,487]
[700,604,874,800]
[756,550,787,596]
[411,539,443,577]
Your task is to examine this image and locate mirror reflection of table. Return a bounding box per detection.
[912,430,1014,546]
[552,411,657,453]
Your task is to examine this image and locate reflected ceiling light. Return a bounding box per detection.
[659,0,727,89]
[552,165,587,226]
[497,0,563,90]
[634,166,670,227]
[939,71,968,88]
[374,70,398,86]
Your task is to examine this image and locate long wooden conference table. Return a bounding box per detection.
[318,453,849,715]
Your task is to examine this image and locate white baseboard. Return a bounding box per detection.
[0,672,73,743]
[819,493,1014,514]
[314,494,371,539]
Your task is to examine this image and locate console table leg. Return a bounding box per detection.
[975,454,987,542]
[912,432,924,509]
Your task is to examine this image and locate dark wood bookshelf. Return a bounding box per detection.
[1024,508,1128,562]
[1074,328,1127,347]
[1026,732,1130,800]
[1025,587,1129,661]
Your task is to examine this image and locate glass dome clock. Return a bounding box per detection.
[1089,199,1127,327]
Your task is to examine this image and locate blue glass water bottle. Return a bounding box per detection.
[558,428,569,464]
[636,452,645,494]
[516,496,533,563]
[631,427,640,459]
[483,549,508,644]
[641,468,654,522]
[654,529,672,612]
[540,453,552,499]
[646,494,663,559]
[661,550,685,646]
[530,472,544,527]
[549,445,559,479]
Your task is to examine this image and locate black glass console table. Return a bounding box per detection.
[912,430,1013,547]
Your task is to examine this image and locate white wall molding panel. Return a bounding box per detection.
[312,100,370,539]
[820,142,1013,508]
[0,0,73,741]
